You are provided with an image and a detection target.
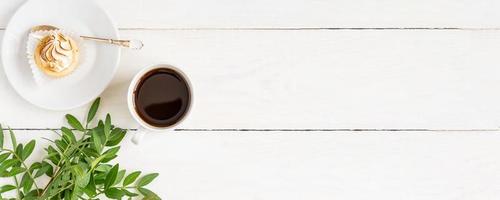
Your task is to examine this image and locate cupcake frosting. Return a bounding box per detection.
[38,32,77,72]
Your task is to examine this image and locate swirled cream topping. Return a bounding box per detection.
[38,32,77,72]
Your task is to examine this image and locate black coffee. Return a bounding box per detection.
[134,68,191,127]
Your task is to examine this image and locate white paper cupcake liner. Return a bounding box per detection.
[26,29,85,85]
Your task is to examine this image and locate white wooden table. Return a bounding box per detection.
[3,0,500,199]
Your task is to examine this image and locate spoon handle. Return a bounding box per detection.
[80,36,143,49]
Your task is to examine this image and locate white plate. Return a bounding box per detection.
[1,0,120,110]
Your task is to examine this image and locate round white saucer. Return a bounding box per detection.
[1,0,120,110]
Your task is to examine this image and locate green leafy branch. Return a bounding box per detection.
[0,98,160,200]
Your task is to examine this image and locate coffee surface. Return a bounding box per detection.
[134,68,190,127]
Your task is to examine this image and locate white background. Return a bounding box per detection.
[2,0,500,199]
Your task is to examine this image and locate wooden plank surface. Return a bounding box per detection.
[3,0,500,28]
[2,0,500,199]
[2,30,500,129]
[1,130,499,199]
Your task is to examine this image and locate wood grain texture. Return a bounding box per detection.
[1,130,500,199]
[2,30,500,129]
[2,0,500,28]
[1,1,500,199]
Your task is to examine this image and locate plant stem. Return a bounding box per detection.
[41,131,88,197]
[43,182,74,199]
[40,148,67,196]
[13,176,20,199]
[5,149,41,193]
[40,164,63,197]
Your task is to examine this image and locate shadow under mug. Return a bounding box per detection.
[127,64,193,144]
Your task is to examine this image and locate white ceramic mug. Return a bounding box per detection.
[127,64,193,144]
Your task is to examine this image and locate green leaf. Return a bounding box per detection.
[98,120,104,128]
[94,163,111,172]
[104,113,111,137]
[54,139,68,153]
[137,173,159,187]
[113,169,126,186]
[20,173,33,193]
[29,162,41,170]
[15,144,23,158]
[45,146,60,165]
[91,129,102,153]
[22,140,36,160]
[0,124,4,149]
[82,148,99,158]
[65,114,84,131]
[105,164,119,189]
[94,171,108,185]
[103,146,120,158]
[138,188,161,200]
[8,128,16,148]
[35,162,53,178]
[76,172,91,188]
[64,189,70,200]
[70,164,84,176]
[106,128,126,146]
[123,171,141,186]
[0,159,18,174]
[71,186,82,200]
[105,188,125,199]
[102,146,120,163]
[87,98,100,123]
[3,167,26,177]
[0,185,16,193]
[122,189,139,197]
[0,153,11,163]
[83,177,96,197]
[24,189,42,198]
[102,155,118,163]
[61,127,77,144]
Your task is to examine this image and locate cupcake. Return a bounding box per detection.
[33,32,79,77]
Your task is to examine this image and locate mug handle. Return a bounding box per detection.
[132,126,148,145]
